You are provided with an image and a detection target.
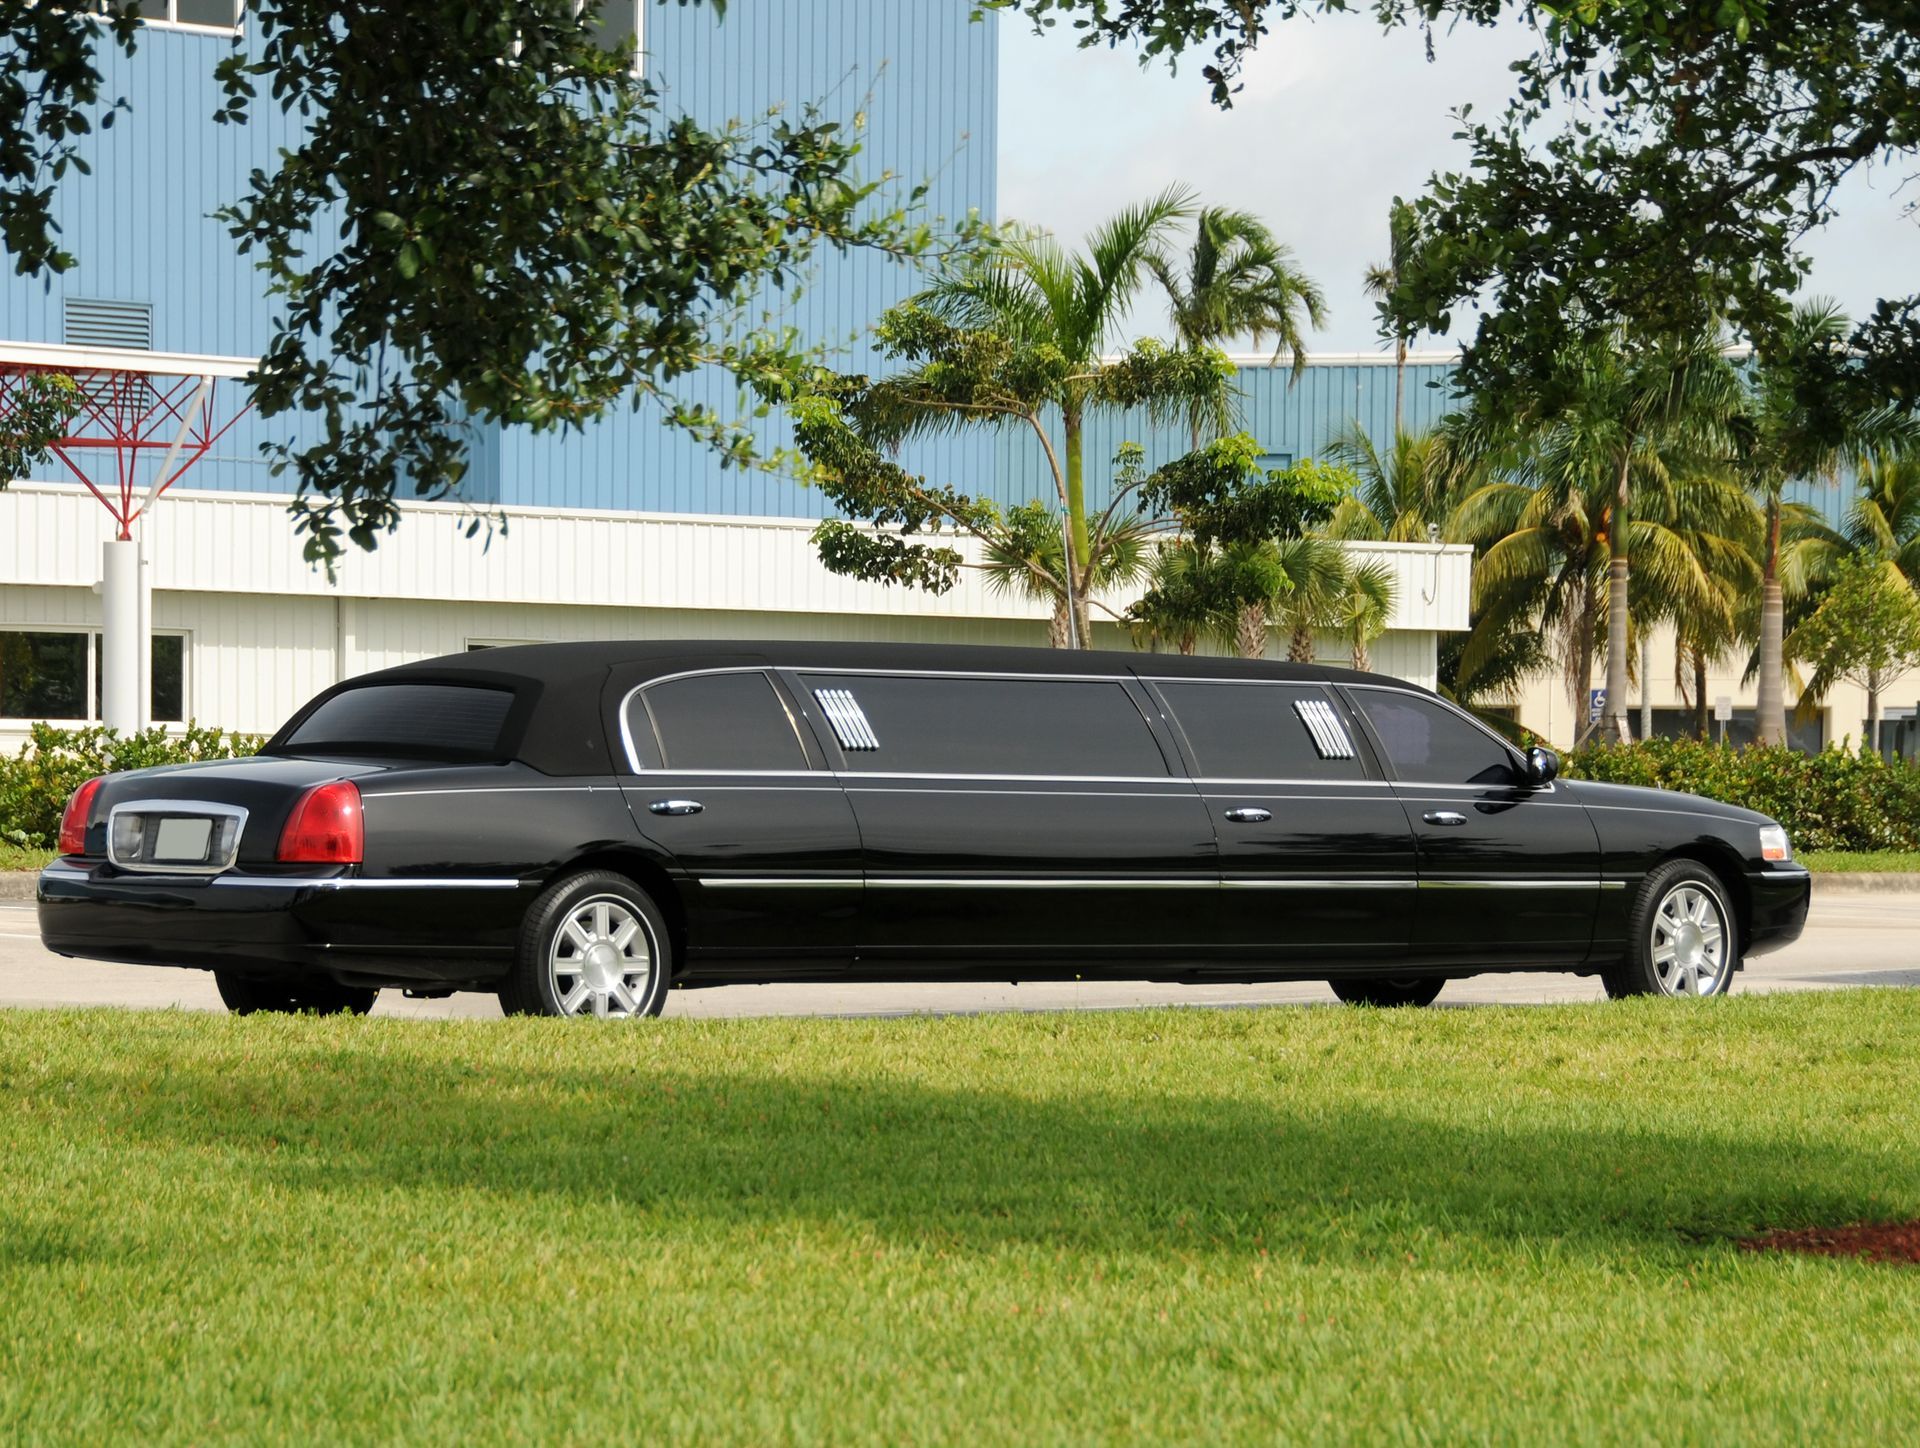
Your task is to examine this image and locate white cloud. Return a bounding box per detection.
[997,13,1919,353]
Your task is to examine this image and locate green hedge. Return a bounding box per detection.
[1566,738,1920,852]
[0,723,262,849]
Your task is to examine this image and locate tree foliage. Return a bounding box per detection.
[994,0,1920,404]
[2,0,965,563]
[1790,552,1920,704]
[0,372,79,485]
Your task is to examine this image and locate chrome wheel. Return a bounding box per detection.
[547,895,655,1018]
[1649,882,1728,997]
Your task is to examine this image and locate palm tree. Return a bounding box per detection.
[1731,301,1917,743]
[1266,536,1351,663]
[1128,539,1227,655]
[909,186,1232,646]
[1339,559,1398,672]
[1323,418,1479,543]
[1497,328,1743,742]
[1849,454,1920,590]
[1148,206,1327,446]
[1363,199,1423,434]
[982,509,1158,649]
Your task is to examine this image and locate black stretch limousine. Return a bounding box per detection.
[38,641,1811,1017]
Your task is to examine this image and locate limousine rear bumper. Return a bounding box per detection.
[1743,866,1811,957]
[36,862,524,987]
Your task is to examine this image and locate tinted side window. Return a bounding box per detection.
[804,675,1168,777]
[283,684,516,757]
[1159,683,1362,779]
[1357,691,1520,786]
[642,673,807,771]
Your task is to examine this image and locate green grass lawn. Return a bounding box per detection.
[1800,849,1920,873]
[4,997,1920,1443]
[0,841,52,873]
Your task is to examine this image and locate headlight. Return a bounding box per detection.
[1759,824,1792,862]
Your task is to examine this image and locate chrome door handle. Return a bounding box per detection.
[648,799,704,816]
[1423,811,1467,826]
[1223,807,1272,824]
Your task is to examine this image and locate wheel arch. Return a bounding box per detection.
[543,848,689,961]
[1654,843,1751,952]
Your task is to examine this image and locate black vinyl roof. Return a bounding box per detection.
[384,638,1393,689]
[291,640,1424,775]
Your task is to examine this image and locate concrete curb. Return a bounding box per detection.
[5,869,1918,905]
[1810,872,1920,895]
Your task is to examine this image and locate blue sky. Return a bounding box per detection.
[996,12,1919,354]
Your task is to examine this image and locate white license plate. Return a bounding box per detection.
[151,817,215,863]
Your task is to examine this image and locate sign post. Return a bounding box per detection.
[1714,695,1733,747]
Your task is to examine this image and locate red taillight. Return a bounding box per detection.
[277,780,364,864]
[57,776,106,857]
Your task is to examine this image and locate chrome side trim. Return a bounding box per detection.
[695,877,861,889]
[1221,878,1417,891]
[865,877,1216,890]
[1419,878,1606,890]
[208,876,525,891]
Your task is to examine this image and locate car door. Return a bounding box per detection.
[616,668,862,970]
[1342,685,1602,966]
[788,669,1218,968]
[1146,678,1417,965]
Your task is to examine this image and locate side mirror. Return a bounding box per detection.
[1526,746,1561,787]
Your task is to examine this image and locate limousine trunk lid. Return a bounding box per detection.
[81,756,396,869]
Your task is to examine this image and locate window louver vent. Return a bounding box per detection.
[1293,698,1356,760]
[63,298,153,351]
[813,689,879,751]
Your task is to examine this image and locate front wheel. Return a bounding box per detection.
[1329,976,1445,1008]
[501,871,672,1019]
[1602,860,1738,999]
[215,972,378,1016]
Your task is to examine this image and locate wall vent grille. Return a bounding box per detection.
[63,298,154,352]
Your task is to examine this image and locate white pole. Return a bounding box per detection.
[136,532,152,732]
[101,540,140,735]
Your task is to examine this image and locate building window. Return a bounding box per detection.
[1256,452,1294,471]
[583,0,639,57]
[0,632,89,721]
[0,630,186,724]
[85,1,243,31]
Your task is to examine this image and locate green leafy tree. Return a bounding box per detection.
[1506,326,1743,741]
[1322,419,1479,544]
[1127,537,1232,655]
[1138,439,1353,657]
[0,0,963,563]
[1146,205,1326,445]
[979,449,1161,647]
[0,373,79,486]
[995,2,1920,411]
[1789,551,1920,747]
[1337,557,1397,673]
[789,195,1236,646]
[1730,302,1917,744]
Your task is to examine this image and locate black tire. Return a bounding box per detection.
[1601,859,1739,1000]
[215,971,378,1016]
[1329,975,1445,1008]
[500,870,673,1019]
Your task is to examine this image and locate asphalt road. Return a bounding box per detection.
[2,892,1916,1020]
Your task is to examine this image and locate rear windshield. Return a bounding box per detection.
[280,684,517,759]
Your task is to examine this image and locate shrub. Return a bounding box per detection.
[0,723,263,848]
[1566,738,1920,852]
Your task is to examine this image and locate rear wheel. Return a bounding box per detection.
[501,870,672,1019]
[1602,860,1738,999]
[215,972,378,1016]
[1329,976,1445,1008]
